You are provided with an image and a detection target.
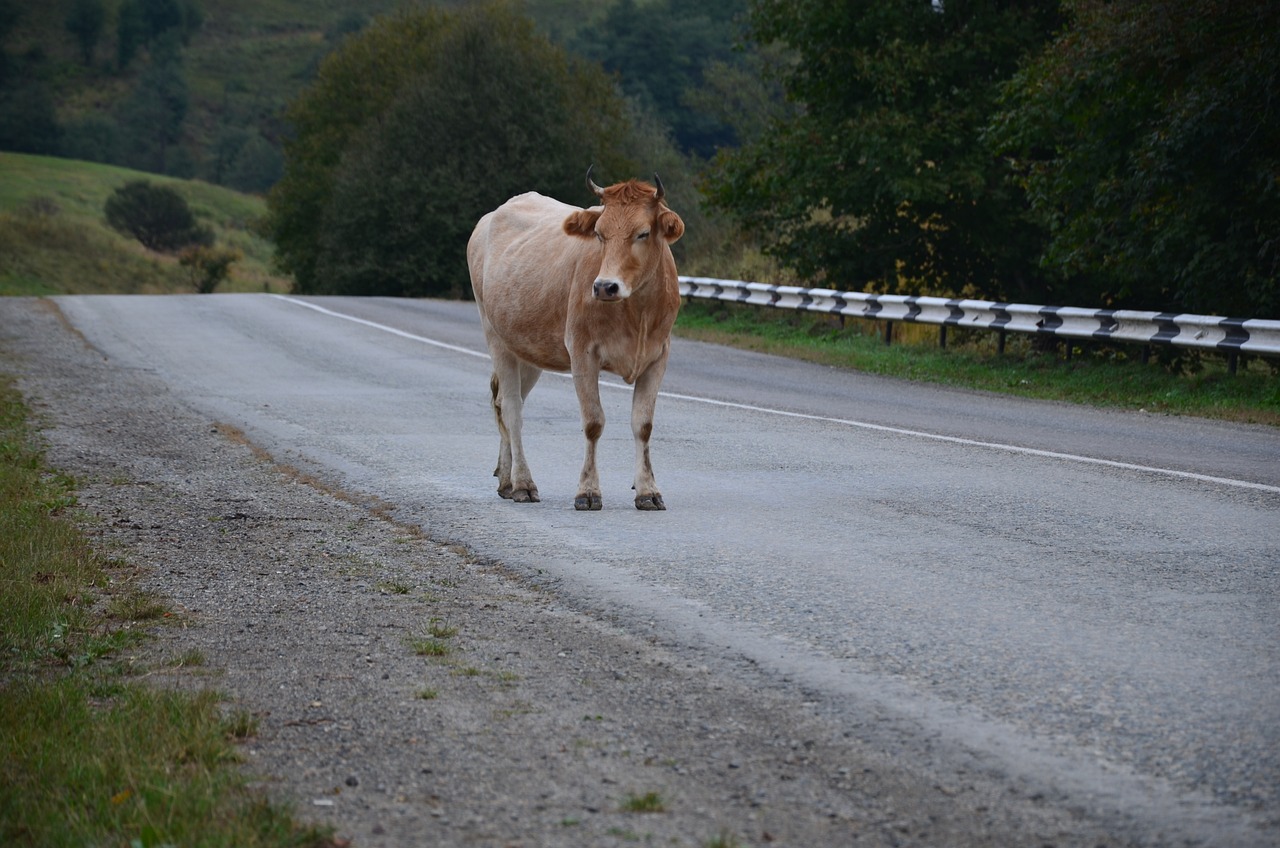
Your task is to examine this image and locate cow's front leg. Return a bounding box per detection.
[572,359,604,511]
[630,349,668,510]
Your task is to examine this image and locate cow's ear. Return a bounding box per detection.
[658,209,684,244]
[563,209,601,238]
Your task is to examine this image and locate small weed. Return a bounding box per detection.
[704,832,743,848]
[620,791,666,813]
[406,637,450,657]
[607,827,642,840]
[221,710,258,740]
[106,589,168,621]
[452,666,482,677]
[427,618,458,638]
[377,580,410,595]
[172,648,206,667]
[415,688,439,700]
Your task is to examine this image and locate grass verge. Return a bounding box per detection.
[675,301,1280,427]
[0,374,332,848]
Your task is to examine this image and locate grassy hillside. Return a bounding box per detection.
[0,152,286,295]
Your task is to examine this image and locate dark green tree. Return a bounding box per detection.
[0,78,61,155]
[65,0,106,66]
[267,2,641,296]
[705,0,1061,300]
[225,133,282,193]
[116,0,146,70]
[569,0,747,159]
[60,112,124,163]
[989,0,1280,317]
[117,36,189,173]
[104,180,212,251]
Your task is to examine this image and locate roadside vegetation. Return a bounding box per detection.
[675,301,1280,427]
[0,152,284,295]
[0,375,330,847]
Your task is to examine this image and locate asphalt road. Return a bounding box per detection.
[46,294,1280,844]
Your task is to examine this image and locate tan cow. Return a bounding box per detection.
[467,169,685,510]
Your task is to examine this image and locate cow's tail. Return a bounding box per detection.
[490,372,507,477]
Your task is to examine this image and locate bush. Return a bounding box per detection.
[103,180,212,252]
[177,245,240,293]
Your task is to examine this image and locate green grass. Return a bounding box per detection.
[0,152,288,295]
[406,637,451,657]
[0,374,331,848]
[675,301,1280,426]
[620,790,666,813]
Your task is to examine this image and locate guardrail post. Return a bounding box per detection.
[939,325,948,349]
[1228,350,1239,375]
[883,321,893,346]
[997,328,1006,355]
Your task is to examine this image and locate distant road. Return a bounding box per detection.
[49,294,1280,844]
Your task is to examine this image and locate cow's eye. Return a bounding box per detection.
[594,231,604,242]
[636,230,650,241]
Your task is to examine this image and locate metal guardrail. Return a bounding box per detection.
[678,277,1280,360]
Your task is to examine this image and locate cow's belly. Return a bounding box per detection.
[478,294,573,373]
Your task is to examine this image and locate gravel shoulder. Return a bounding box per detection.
[3,297,1128,848]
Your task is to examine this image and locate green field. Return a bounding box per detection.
[0,152,285,296]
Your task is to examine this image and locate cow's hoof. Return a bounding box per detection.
[574,494,603,511]
[511,487,539,503]
[635,493,666,511]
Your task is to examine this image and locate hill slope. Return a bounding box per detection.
[0,152,283,295]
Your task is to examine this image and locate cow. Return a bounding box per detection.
[467,168,685,511]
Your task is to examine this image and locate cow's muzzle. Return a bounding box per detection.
[593,278,624,301]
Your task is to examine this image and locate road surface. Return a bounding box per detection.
[15,294,1280,845]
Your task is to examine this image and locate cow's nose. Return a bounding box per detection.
[593,279,621,300]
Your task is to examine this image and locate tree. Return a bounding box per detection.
[0,78,61,155]
[65,0,106,66]
[989,0,1280,317]
[116,35,189,173]
[569,0,748,159]
[116,0,146,70]
[104,180,211,252]
[266,2,641,297]
[705,0,1061,301]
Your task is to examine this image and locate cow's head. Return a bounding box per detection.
[563,167,684,302]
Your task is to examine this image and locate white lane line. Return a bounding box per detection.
[275,295,489,360]
[275,295,1280,495]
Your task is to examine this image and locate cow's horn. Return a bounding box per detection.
[586,165,605,198]
[653,172,665,202]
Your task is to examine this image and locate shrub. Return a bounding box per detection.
[104,180,212,252]
[178,245,240,293]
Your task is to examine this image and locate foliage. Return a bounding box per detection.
[64,0,105,66]
[104,179,212,252]
[178,243,240,292]
[674,300,1280,425]
[566,0,750,159]
[988,0,1280,318]
[705,0,1062,302]
[117,35,190,174]
[267,1,643,297]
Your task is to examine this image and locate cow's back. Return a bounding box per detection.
[468,192,596,372]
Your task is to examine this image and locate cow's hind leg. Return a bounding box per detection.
[630,351,669,510]
[491,357,541,503]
